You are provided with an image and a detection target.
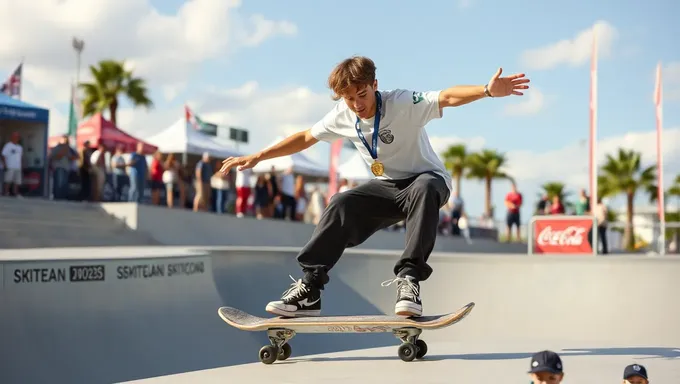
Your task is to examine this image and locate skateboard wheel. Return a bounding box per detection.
[415,339,428,359]
[278,343,292,360]
[259,345,279,365]
[397,342,417,362]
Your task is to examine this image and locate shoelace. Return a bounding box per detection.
[380,276,420,300]
[281,275,309,300]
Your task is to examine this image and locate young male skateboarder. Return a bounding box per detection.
[219,56,530,317]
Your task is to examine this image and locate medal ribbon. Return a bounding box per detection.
[354,91,381,160]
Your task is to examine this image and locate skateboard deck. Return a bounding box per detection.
[217,302,475,364]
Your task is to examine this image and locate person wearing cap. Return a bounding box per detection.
[622,363,649,384]
[527,350,564,384]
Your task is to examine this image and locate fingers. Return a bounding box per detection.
[511,78,530,85]
[505,73,526,80]
[511,91,524,96]
[493,67,503,79]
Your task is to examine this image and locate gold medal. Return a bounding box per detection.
[371,160,384,176]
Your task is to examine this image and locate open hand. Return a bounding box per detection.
[487,68,530,97]
[219,154,261,174]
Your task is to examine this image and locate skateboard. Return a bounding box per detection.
[217,301,475,364]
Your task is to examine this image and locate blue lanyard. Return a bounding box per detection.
[354,91,382,160]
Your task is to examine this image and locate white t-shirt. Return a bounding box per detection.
[311,89,452,193]
[2,142,23,169]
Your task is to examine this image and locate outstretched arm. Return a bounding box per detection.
[219,129,318,174]
[438,68,530,108]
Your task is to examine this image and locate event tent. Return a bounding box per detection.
[0,93,51,197]
[47,112,158,155]
[337,151,373,182]
[141,118,242,159]
[252,137,329,178]
[0,93,50,124]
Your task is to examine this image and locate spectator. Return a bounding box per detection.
[594,196,609,254]
[1,131,23,197]
[266,167,279,217]
[574,188,590,216]
[504,182,522,241]
[127,142,147,203]
[110,145,127,201]
[253,175,270,219]
[212,160,230,214]
[149,150,164,205]
[294,175,307,221]
[89,141,107,201]
[277,166,296,220]
[49,134,76,200]
[193,152,212,211]
[549,195,565,215]
[78,146,92,201]
[622,363,648,384]
[234,165,252,218]
[449,191,464,235]
[527,350,564,384]
[162,153,180,207]
[535,193,549,215]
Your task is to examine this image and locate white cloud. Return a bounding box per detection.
[503,88,545,116]
[519,21,618,70]
[428,135,487,156]
[428,128,680,219]
[0,0,297,103]
[505,127,680,188]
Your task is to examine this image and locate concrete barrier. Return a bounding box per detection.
[100,203,527,253]
[1,246,678,383]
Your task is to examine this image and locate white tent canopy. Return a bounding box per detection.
[141,118,242,158]
[252,138,328,178]
[338,152,373,182]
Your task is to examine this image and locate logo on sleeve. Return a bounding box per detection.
[412,91,424,104]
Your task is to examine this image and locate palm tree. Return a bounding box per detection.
[598,148,657,250]
[466,149,511,217]
[668,174,680,199]
[79,59,153,127]
[441,143,468,195]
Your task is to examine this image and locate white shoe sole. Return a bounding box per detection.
[395,301,422,317]
[265,302,321,317]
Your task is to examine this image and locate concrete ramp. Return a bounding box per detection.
[1,247,679,383]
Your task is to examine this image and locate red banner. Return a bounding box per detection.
[326,139,343,201]
[533,217,593,254]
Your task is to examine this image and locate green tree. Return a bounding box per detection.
[466,149,511,217]
[79,59,153,127]
[597,148,657,250]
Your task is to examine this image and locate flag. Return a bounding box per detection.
[654,62,664,225]
[67,83,82,139]
[1,63,22,99]
[185,105,207,130]
[589,29,598,216]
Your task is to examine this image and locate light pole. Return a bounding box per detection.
[72,37,84,89]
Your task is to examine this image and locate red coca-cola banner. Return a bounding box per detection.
[533,217,594,254]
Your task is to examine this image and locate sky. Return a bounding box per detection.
[0,0,679,222]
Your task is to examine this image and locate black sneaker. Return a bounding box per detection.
[381,275,422,316]
[265,275,321,317]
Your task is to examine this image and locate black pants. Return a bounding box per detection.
[297,171,450,288]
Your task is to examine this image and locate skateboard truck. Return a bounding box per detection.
[259,328,295,364]
[392,326,427,362]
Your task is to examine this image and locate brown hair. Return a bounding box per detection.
[327,56,376,100]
